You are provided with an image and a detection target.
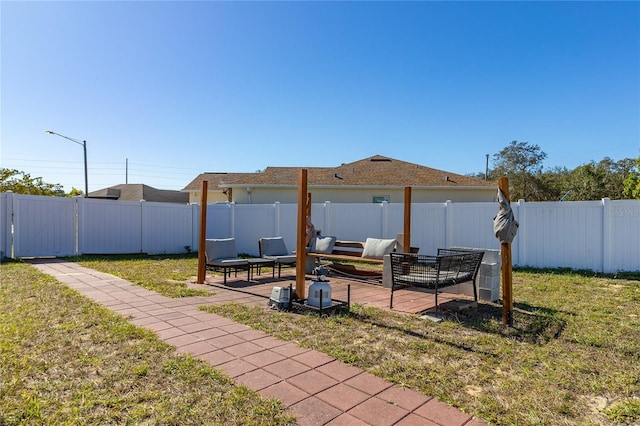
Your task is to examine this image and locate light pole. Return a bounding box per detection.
[46,130,88,197]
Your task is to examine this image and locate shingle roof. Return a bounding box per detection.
[182,155,494,191]
[87,184,189,203]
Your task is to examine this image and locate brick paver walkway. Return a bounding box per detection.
[28,258,486,426]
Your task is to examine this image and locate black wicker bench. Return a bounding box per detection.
[389,249,485,315]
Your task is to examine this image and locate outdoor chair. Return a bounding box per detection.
[258,236,296,278]
[205,238,249,284]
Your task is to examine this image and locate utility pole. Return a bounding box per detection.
[46,130,88,196]
[485,154,490,180]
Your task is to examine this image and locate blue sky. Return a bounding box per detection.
[2,1,639,193]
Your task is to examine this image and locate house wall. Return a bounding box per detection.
[188,190,228,204]
[192,186,496,204]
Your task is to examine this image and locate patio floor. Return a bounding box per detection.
[193,265,478,317]
[28,258,485,426]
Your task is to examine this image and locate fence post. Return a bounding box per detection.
[75,196,81,256]
[274,201,281,237]
[1,192,14,259]
[602,197,611,273]
[229,202,236,238]
[381,200,389,238]
[516,199,525,267]
[445,200,453,248]
[323,201,332,236]
[139,200,146,254]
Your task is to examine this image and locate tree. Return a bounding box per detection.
[540,166,571,200]
[623,157,640,199]
[560,157,636,201]
[68,187,85,197]
[479,142,637,201]
[0,168,66,196]
[492,141,547,200]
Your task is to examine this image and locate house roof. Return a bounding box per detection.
[182,155,494,191]
[87,184,189,203]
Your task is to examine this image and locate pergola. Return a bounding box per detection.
[196,169,414,300]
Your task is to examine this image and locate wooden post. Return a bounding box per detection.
[403,187,411,253]
[296,169,308,299]
[196,180,209,284]
[498,177,513,326]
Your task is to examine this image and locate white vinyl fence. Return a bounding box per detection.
[1,193,638,273]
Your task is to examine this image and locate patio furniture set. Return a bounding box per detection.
[204,236,485,315]
[204,237,291,284]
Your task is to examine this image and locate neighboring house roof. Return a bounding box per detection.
[87,184,189,203]
[183,155,494,191]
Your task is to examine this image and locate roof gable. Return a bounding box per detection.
[88,184,189,203]
[182,155,494,190]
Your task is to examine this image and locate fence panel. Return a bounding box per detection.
[0,193,9,258]
[233,204,277,255]
[322,203,386,241]
[141,202,194,255]
[518,201,604,271]
[309,203,328,238]
[604,200,640,272]
[447,202,501,251]
[205,203,234,240]
[411,203,448,254]
[13,195,76,257]
[197,203,238,252]
[276,204,300,253]
[200,203,300,256]
[385,203,406,243]
[79,198,142,254]
[4,194,639,272]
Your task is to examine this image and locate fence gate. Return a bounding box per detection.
[13,194,77,257]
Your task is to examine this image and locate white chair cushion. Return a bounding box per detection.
[210,258,248,266]
[310,236,337,254]
[205,238,237,260]
[362,238,396,259]
[264,254,296,264]
[260,237,289,256]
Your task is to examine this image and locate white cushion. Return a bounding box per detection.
[205,238,237,260]
[362,238,396,259]
[310,236,337,254]
[264,254,296,264]
[260,237,289,256]
[210,258,248,266]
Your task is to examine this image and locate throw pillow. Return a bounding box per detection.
[361,238,396,259]
[311,236,337,254]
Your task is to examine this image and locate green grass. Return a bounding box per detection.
[71,253,209,297]
[0,260,295,425]
[6,254,639,425]
[200,269,640,426]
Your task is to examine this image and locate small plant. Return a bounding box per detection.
[604,399,640,424]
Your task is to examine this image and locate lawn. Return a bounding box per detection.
[0,260,295,425]
[5,255,640,425]
[199,269,640,426]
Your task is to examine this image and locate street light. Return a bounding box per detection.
[46,130,88,197]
